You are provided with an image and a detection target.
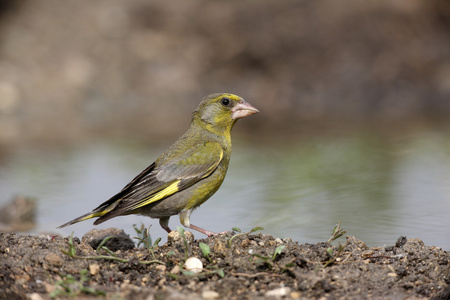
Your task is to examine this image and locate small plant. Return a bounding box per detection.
[177,226,189,262]
[252,244,286,266]
[133,224,161,249]
[327,221,346,243]
[323,242,346,268]
[50,269,105,298]
[199,242,212,263]
[95,236,114,252]
[320,222,347,267]
[133,223,161,260]
[227,226,264,246]
[272,245,286,261]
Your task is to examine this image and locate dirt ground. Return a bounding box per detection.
[0,228,449,300]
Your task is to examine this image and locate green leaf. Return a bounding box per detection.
[232,227,241,233]
[217,269,225,278]
[250,226,264,233]
[199,242,211,258]
[96,236,113,252]
[326,247,333,257]
[153,237,161,247]
[272,245,285,260]
[252,253,269,261]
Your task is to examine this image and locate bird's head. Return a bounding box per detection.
[192,93,259,136]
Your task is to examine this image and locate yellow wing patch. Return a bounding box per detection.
[132,179,181,210]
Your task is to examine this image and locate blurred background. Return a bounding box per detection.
[0,0,449,249]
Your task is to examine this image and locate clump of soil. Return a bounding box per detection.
[0,229,448,299]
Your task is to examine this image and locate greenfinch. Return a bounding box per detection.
[58,93,259,236]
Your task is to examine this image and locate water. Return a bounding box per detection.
[0,126,449,250]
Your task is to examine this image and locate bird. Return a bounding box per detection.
[58,93,259,236]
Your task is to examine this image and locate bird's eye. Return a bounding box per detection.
[220,97,230,106]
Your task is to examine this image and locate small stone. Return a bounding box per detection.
[28,293,44,300]
[213,239,228,256]
[361,250,374,258]
[202,290,220,299]
[120,279,131,290]
[170,265,180,274]
[44,252,64,267]
[240,239,250,248]
[157,278,166,287]
[145,294,155,300]
[89,264,100,275]
[282,237,293,243]
[395,236,407,248]
[274,238,283,244]
[82,228,135,251]
[266,287,290,297]
[290,291,301,299]
[185,257,203,273]
[155,264,167,272]
[345,236,369,250]
[44,282,56,293]
[167,230,194,246]
[385,245,395,252]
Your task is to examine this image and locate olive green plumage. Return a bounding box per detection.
[58,93,259,236]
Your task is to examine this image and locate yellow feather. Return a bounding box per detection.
[80,200,121,220]
[132,180,181,210]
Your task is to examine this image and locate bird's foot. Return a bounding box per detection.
[188,224,227,237]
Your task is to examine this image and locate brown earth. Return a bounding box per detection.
[0,228,449,300]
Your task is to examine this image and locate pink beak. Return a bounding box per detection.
[231,100,259,120]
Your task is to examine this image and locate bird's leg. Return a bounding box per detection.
[159,217,171,233]
[179,210,226,237]
[188,223,219,237]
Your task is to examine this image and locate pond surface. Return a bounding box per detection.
[1,125,449,249]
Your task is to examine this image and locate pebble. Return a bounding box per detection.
[28,293,44,300]
[89,263,100,275]
[240,239,250,247]
[155,264,167,272]
[170,265,180,274]
[361,250,375,258]
[44,252,64,267]
[202,290,220,299]
[282,237,293,243]
[184,257,203,273]
[265,287,291,297]
[167,230,194,246]
[82,228,135,251]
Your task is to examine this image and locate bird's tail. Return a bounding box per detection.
[57,211,103,229]
[57,200,120,229]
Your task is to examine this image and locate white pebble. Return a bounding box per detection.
[28,293,44,300]
[266,287,291,297]
[202,290,220,299]
[184,257,203,273]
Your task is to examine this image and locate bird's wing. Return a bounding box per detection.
[110,141,224,212]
